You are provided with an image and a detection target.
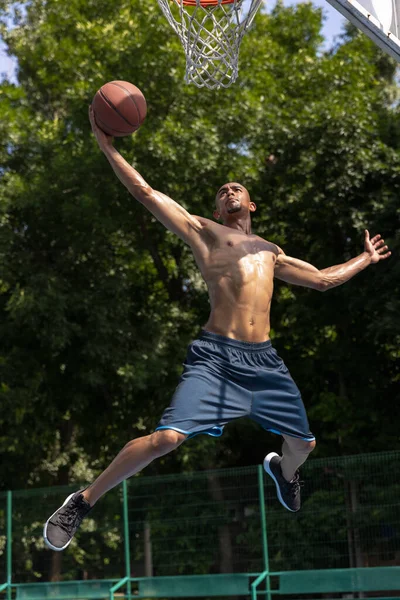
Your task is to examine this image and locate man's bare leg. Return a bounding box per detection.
[280,435,316,482]
[43,429,187,551]
[82,429,187,506]
[264,435,316,512]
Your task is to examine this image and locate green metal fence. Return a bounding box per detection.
[0,451,399,586]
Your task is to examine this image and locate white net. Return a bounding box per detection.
[156,0,263,89]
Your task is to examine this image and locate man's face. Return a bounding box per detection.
[213,182,255,221]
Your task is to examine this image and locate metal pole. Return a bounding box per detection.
[257,466,271,600]
[122,481,132,600]
[6,491,12,600]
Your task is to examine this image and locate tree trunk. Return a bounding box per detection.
[49,553,63,582]
[144,520,153,577]
[207,473,234,574]
[48,420,75,581]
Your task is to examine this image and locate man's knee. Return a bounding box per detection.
[150,429,187,456]
[285,436,316,455]
[304,439,316,454]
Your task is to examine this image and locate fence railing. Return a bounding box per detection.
[0,451,399,585]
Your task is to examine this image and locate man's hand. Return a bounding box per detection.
[364,230,391,264]
[89,105,114,153]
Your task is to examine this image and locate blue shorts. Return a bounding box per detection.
[156,330,315,441]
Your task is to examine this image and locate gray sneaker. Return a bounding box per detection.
[43,490,91,551]
[263,452,302,512]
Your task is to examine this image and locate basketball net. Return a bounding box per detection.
[156,0,263,89]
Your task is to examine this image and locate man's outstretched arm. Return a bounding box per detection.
[88,106,204,245]
[274,230,391,291]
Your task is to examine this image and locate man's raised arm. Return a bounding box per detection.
[89,106,203,245]
[274,230,391,292]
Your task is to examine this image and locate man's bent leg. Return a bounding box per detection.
[43,429,186,551]
[83,429,187,506]
[264,436,315,512]
[280,435,316,482]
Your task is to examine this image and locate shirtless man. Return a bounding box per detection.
[43,107,391,551]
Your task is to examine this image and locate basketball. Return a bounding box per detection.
[92,81,147,137]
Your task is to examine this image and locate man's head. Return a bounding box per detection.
[213,182,256,224]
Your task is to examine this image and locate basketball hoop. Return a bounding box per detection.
[156,0,263,89]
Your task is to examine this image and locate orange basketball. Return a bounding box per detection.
[92,81,147,137]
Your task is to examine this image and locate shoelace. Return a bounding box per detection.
[289,473,304,498]
[56,497,88,533]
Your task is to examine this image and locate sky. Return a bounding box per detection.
[0,0,346,82]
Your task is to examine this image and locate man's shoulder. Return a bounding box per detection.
[253,234,282,256]
[192,215,217,227]
[191,216,224,237]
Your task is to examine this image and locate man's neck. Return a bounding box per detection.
[222,217,252,235]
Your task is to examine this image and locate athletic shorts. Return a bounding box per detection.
[155,330,315,441]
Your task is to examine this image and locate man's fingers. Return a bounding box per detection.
[88,105,97,129]
[88,106,94,127]
[365,230,391,260]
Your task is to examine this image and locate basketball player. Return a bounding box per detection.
[43,106,391,551]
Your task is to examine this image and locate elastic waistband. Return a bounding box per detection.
[199,330,272,352]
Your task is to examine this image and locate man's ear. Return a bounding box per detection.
[249,202,257,213]
[213,209,221,220]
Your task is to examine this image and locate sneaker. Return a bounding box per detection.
[43,490,92,551]
[263,452,301,512]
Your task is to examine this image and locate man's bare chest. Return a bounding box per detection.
[205,233,278,282]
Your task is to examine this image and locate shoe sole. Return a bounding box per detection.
[263,452,298,513]
[43,492,76,551]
